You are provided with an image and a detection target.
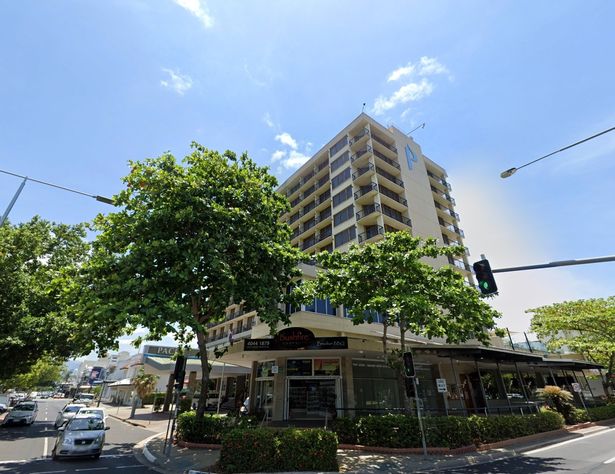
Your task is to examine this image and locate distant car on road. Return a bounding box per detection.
[77,407,106,421]
[54,403,86,428]
[52,414,110,460]
[3,401,38,426]
[72,393,96,406]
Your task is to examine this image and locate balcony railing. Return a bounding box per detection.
[316,208,331,223]
[316,175,329,189]
[349,127,370,146]
[373,148,401,170]
[350,146,372,163]
[301,170,315,184]
[316,190,331,205]
[354,182,378,200]
[352,162,375,181]
[356,203,381,221]
[358,225,384,243]
[382,206,411,226]
[286,182,300,197]
[318,227,332,241]
[315,160,328,173]
[379,186,407,206]
[371,134,397,153]
[301,238,316,250]
[376,167,404,187]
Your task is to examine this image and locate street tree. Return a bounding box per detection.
[0,217,90,383]
[528,297,615,391]
[81,144,302,417]
[294,231,500,375]
[4,355,65,392]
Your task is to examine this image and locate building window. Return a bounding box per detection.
[303,297,336,316]
[331,167,351,190]
[330,151,350,173]
[329,136,348,157]
[334,225,356,247]
[333,204,354,227]
[332,185,352,207]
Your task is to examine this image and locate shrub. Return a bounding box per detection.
[330,417,359,444]
[536,386,575,424]
[178,397,193,414]
[424,416,473,448]
[277,429,338,472]
[470,410,564,445]
[567,408,590,425]
[586,404,615,421]
[219,428,279,473]
[357,414,421,448]
[176,411,226,444]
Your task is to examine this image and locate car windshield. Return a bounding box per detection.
[65,406,82,413]
[80,410,103,417]
[15,404,35,411]
[68,418,105,431]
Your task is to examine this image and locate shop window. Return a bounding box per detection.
[287,359,313,376]
[257,360,276,378]
[314,358,340,376]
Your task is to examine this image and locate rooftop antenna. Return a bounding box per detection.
[362,102,366,113]
[407,122,426,136]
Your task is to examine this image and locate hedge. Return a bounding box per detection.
[330,410,565,449]
[176,411,258,444]
[586,404,615,422]
[218,428,338,473]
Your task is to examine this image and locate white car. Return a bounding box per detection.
[52,414,109,460]
[73,394,96,406]
[54,404,86,428]
[4,401,38,425]
[77,407,106,421]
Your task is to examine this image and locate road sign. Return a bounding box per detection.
[571,382,582,393]
[436,378,448,393]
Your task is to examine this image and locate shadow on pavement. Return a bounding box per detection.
[0,420,58,441]
[438,456,570,473]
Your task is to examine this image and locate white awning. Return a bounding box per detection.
[108,378,132,387]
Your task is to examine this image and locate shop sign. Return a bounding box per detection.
[571,382,582,393]
[244,328,348,351]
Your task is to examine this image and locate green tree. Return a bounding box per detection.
[5,355,65,391]
[528,297,615,390]
[294,232,500,387]
[0,217,90,383]
[81,144,302,417]
[130,368,159,418]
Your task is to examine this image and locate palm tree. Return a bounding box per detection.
[130,369,159,418]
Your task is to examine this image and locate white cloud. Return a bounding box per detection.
[263,112,276,129]
[282,150,310,169]
[275,132,298,150]
[372,79,433,115]
[271,150,287,162]
[417,56,449,76]
[387,64,415,82]
[160,68,193,95]
[172,0,214,28]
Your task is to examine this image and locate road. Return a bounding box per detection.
[0,398,155,474]
[440,425,615,474]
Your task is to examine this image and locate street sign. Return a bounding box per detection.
[571,382,582,393]
[436,378,448,393]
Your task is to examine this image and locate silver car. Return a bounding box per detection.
[3,401,38,425]
[51,415,109,460]
[54,403,86,428]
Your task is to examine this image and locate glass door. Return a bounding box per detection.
[287,379,337,420]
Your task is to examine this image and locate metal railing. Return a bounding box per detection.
[349,127,370,146]
[356,203,381,221]
[352,162,375,181]
[358,225,384,243]
[354,182,378,200]
[350,146,372,163]
[371,134,398,153]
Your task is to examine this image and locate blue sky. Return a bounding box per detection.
[1,1,614,347]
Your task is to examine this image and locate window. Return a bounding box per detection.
[332,185,352,207]
[330,151,349,172]
[329,136,348,157]
[331,168,350,190]
[333,204,354,226]
[334,225,356,247]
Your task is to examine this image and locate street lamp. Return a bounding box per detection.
[0,168,115,225]
[500,125,615,179]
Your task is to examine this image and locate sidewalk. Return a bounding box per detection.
[101,402,171,432]
[132,421,615,473]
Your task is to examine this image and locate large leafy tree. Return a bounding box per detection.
[0,217,90,382]
[81,144,302,417]
[4,356,65,392]
[529,297,615,390]
[294,232,500,372]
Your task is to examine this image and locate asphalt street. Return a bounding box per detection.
[0,398,155,474]
[439,425,615,474]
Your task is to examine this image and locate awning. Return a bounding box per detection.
[108,378,132,387]
[539,359,604,370]
[414,345,544,364]
[143,356,250,377]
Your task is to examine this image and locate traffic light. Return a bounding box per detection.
[402,352,415,378]
[404,377,416,398]
[473,259,498,295]
[173,356,186,390]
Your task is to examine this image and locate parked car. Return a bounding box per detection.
[0,403,7,414]
[3,401,38,425]
[72,393,96,406]
[54,404,86,428]
[51,415,109,460]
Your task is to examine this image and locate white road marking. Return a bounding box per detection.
[0,459,28,464]
[31,470,67,474]
[74,468,108,472]
[43,435,49,457]
[116,465,143,469]
[604,455,615,464]
[525,428,615,454]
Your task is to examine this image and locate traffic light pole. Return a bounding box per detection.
[412,376,428,456]
[491,255,615,273]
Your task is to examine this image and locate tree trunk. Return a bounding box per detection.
[195,330,211,418]
[606,352,615,395]
[382,317,388,357]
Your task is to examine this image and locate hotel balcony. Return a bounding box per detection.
[356,203,381,225]
[382,205,412,229]
[376,167,404,193]
[379,186,408,212]
[358,225,385,244]
[427,170,452,192]
[354,182,378,205]
[373,148,401,176]
[431,187,456,207]
[350,145,372,166]
[352,162,376,186]
[440,219,465,238]
[371,133,398,160]
[349,127,370,149]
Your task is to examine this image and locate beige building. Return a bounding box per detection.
[206,114,604,422]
